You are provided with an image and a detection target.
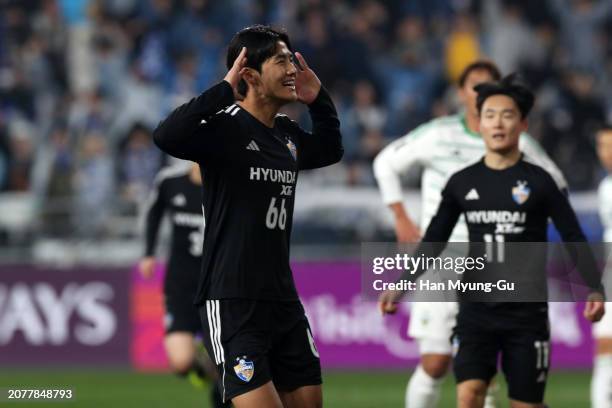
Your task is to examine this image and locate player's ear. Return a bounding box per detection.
[520,118,529,132]
[240,67,260,88]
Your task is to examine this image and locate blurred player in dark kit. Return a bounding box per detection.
[140,162,228,407]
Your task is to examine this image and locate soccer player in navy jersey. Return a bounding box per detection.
[380,75,604,408]
[154,25,343,407]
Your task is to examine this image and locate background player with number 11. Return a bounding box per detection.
[380,74,605,408]
[373,61,566,408]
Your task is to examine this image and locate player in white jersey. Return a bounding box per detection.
[373,61,567,408]
[592,125,612,408]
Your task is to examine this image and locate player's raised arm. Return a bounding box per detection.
[285,52,343,170]
[152,48,248,161]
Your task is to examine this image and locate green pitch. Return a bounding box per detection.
[0,369,591,407]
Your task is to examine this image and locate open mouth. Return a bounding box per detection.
[282,80,296,91]
[492,132,506,140]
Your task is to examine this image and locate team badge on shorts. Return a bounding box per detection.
[286,139,297,161]
[234,357,254,382]
[512,180,530,205]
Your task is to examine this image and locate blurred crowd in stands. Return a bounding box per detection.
[0,0,611,238]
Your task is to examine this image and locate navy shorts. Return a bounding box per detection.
[453,306,550,403]
[199,299,321,403]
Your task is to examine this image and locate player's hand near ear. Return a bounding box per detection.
[224,47,248,100]
[293,52,321,105]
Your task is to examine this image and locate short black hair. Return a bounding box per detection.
[226,25,292,96]
[597,122,612,132]
[475,73,535,119]
[458,60,502,87]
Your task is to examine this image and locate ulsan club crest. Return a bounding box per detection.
[512,180,530,205]
[286,139,297,160]
[234,357,254,382]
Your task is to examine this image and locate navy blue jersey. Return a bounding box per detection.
[424,156,582,243]
[154,81,343,302]
[412,156,602,317]
[143,166,203,293]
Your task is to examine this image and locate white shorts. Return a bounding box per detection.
[408,301,458,353]
[407,246,466,355]
[593,302,612,339]
[417,337,455,355]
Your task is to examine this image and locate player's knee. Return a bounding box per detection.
[458,392,479,408]
[278,387,322,408]
[457,382,487,408]
[308,392,323,408]
[457,389,483,408]
[169,356,193,376]
[421,356,451,379]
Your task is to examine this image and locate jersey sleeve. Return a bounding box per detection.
[142,175,167,256]
[288,87,343,170]
[400,178,462,281]
[373,123,435,205]
[520,133,568,191]
[545,172,604,294]
[153,81,236,162]
[545,172,586,242]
